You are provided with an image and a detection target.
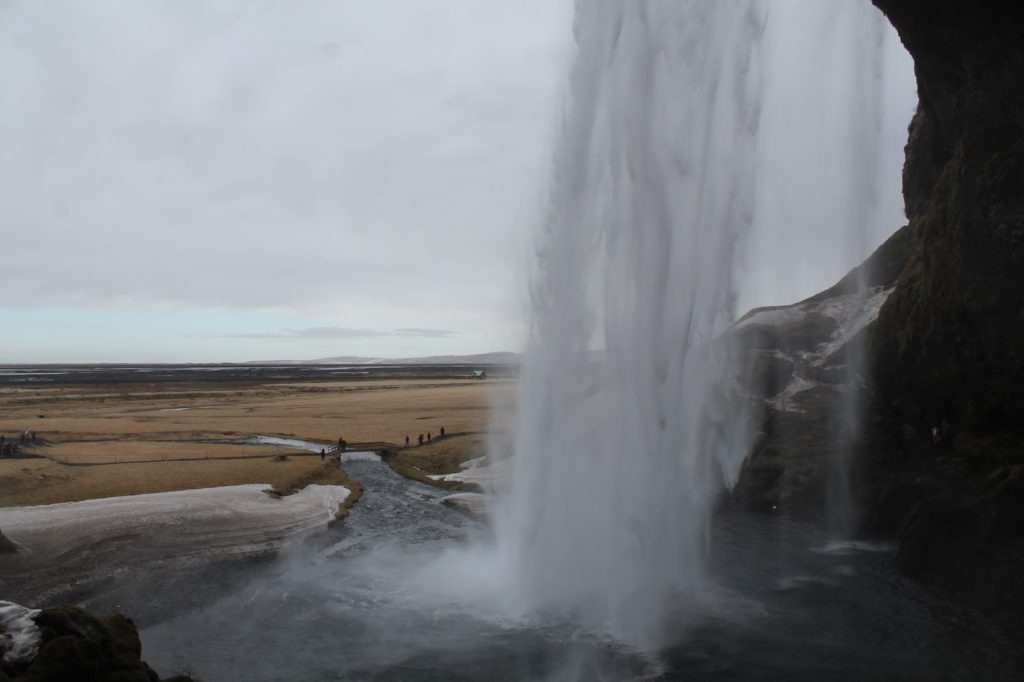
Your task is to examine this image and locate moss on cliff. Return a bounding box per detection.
[859,0,1024,637]
[869,0,1024,434]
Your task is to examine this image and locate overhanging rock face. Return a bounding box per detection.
[725,226,914,515]
[868,0,1024,433]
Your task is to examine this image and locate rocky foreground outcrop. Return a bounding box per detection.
[0,602,194,682]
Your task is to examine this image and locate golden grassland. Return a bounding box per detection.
[0,378,513,507]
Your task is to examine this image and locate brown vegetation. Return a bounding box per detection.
[387,433,488,492]
[0,378,511,507]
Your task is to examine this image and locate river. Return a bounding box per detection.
[107,460,1019,681]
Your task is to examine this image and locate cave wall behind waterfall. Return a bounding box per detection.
[860,0,1024,637]
[868,0,1024,433]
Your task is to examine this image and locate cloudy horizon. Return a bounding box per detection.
[1,0,575,363]
[1,1,915,364]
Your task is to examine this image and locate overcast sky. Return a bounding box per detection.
[0,1,914,363]
[0,0,574,362]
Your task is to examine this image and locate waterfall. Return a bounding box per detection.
[492,0,766,650]
[489,0,911,652]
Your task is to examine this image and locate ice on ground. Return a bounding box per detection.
[0,601,40,666]
[733,304,809,331]
[249,435,326,452]
[775,575,838,591]
[810,539,896,555]
[813,286,893,363]
[429,456,514,487]
[0,484,349,565]
[768,376,816,413]
[441,493,488,517]
[735,286,894,413]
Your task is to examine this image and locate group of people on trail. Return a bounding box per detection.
[316,427,449,460]
[318,435,350,466]
[0,430,37,457]
[405,426,445,449]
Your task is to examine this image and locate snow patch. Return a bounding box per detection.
[441,492,488,517]
[812,286,893,363]
[429,456,513,486]
[0,601,41,666]
[249,435,326,452]
[733,305,808,331]
[810,539,895,555]
[768,376,816,413]
[739,286,894,413]
[0,484,350,565]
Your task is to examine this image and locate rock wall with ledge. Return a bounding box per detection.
[868,0,1024,434]
[858,0,1024,637]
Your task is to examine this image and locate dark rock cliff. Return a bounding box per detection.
[726,226,914,517]
[861,0,1024,636]
[729,1,1024,635]
[868,0,1024,434]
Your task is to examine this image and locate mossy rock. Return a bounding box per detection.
[3,605,196,682]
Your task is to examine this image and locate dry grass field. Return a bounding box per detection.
[389,433,490,491]
[0,377,514,507]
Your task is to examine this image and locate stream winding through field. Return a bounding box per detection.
[103,460,1018,681]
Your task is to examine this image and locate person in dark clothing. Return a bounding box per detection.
[427,432,432,442]
[418,434,424,445]
[440,426,445,438]
[320,448,326,465]
[405,435,410,447]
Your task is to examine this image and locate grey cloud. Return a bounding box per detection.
[0,0,575,334]
[394,328,456,338]
[217,327,457,340]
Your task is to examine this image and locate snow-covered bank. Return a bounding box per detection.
[0,484,348,562]
[440,492,488,517]
[429,455,513,487]
[0,484,349,603]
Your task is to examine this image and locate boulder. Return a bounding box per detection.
[0,604,195,682]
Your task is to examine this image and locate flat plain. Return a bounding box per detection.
[0,367,514,506]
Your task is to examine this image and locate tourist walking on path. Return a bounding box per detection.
[320,448,326,466]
